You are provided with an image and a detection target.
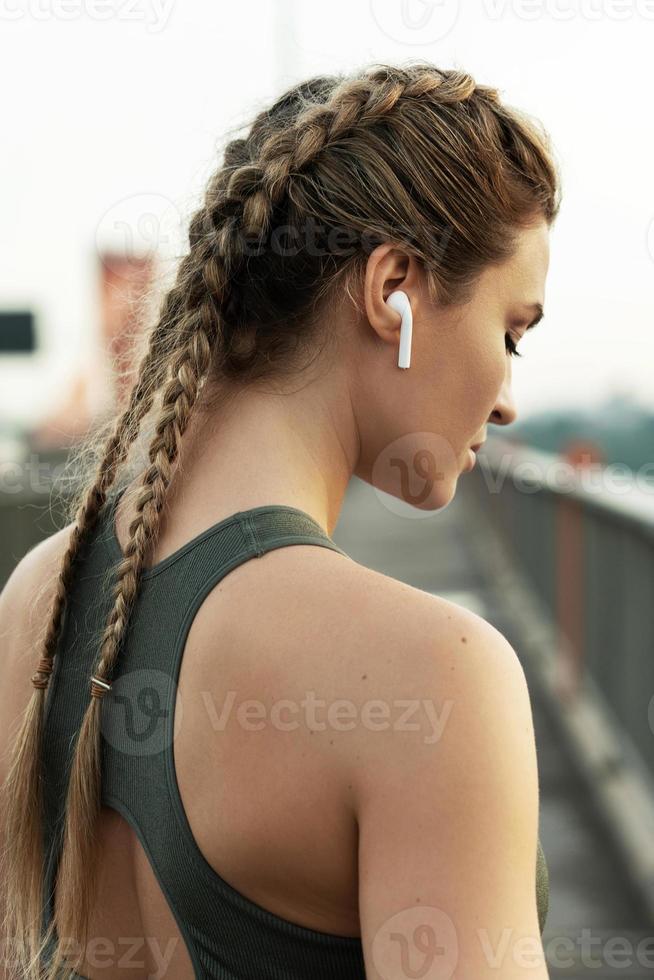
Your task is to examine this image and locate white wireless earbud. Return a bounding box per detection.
[386,290,412,369]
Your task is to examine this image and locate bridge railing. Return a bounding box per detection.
[465,434,654,827]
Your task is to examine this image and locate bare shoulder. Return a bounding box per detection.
[333,558,535,783]
[281,546,522,686]
[0,523,74,655]
[231,542,528,747]
[235,539,524,688]
[0,523,74,734]
[306,563,546,972]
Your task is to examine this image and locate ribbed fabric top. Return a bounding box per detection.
[39,488,549,979]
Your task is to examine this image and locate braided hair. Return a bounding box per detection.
[1,61,561,979]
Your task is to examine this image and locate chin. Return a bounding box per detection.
[367,432,461,515]
[396,476,458,513]
[418,482,457,511]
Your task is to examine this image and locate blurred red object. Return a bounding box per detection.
[101,253,156,413]
[562,439,605,468]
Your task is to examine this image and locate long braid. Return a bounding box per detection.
[0,217,232,978]
[49,326,219,974]
[0,321,182,977]
[0,191,239,980]
[41,257,232,980]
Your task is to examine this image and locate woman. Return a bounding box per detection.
[1,63,560,979]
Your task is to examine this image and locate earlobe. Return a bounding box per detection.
[386,290,413,369]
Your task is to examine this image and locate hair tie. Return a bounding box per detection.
[31,657,54,691]
[90,675,112,700]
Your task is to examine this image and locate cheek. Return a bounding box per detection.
[485,337,508,389]
[474,347,507,421]
[493,352,508,393]
[420,334,506,428]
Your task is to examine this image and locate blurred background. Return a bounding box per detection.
[2,1,654,975]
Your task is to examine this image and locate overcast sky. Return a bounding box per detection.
[2,0,653,427]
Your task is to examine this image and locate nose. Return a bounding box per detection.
[490,371,518,427]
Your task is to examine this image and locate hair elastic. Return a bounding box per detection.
[31,657,53,691]
[90,675,112,699]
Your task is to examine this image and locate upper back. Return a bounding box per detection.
[0,488,401,978]
[0,488,548,980]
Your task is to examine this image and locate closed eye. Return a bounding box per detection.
[505,333,522,358]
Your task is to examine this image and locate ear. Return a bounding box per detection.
[363,243,417,351]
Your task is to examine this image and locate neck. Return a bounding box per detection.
[159,377,360,538]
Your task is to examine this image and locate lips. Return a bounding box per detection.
[470,442,485,453]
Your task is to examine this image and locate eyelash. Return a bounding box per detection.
[505,333,523,358]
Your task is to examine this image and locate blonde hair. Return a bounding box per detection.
[1,61,561,979]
